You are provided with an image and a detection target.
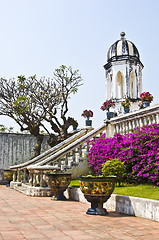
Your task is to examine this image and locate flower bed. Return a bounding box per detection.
[88,124,159,186]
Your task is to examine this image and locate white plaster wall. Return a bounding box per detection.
[0,133,50,170]
[65,187,159,222]
[66,157,89,179]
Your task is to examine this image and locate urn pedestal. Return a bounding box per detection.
[79,176,116,216]
[45,173,72,200]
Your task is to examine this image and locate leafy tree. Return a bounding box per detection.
[0,124,14,133]
[0,124,7,133]
[0,65,83,156]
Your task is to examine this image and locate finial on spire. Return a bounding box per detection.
[120,32,126,39]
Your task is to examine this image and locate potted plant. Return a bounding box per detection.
[140,92,153,107]
[45,172,72,200]
[79,175,116,216]
[121,98,131,113]
[72,120,78,131]
[81,109,93,127]
[100,100,115,119]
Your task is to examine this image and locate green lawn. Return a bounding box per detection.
[69,180,159,201]
[69,180,80,188]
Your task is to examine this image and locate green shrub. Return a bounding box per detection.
[102,158,126,186]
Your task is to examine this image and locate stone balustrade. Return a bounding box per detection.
[34,123,107,169]
[106,104,159,137]
[10,104,159,195]
[11,165,60,189]
[10,129,91,184]
[27,165,60,187]
[10,124,107,189]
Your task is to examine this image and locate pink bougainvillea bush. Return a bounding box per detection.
[88,124,159,185]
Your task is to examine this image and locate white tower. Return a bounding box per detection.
[104,32,144,113]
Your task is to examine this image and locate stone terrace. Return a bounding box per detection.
[0,185,158,240]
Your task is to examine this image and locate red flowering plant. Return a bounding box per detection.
[81,110,93,120]
[100,100,115,112]
[140,92,153,102]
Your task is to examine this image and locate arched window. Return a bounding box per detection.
[139,72,142,97]
[106,74,111,99]
[116,71,123,99]
[130,71,135,98]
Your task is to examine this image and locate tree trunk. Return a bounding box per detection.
[33,134,44,157]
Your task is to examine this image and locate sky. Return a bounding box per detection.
[0,0,159,131]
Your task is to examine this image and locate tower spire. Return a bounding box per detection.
[120,32,126,40]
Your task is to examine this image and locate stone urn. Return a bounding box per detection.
[45,172,72,200]
[79,176,116,216]
[3,169,13,186]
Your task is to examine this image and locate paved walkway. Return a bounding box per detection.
[0,186,158,240]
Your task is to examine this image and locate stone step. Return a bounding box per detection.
[14,185,27,194]
[12,183,51,197]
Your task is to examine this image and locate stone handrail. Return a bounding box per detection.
[10,104,159,189]
[11,124,107,185]
[34,123,107,167]
[106,104,159,137]
[10,128,90,170]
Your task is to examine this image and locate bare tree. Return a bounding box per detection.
[0,65,83,156]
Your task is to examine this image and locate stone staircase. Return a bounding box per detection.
[10,104,159,196]
[10,125,107,196]
[10,128,89,170]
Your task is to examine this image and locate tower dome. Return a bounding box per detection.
[107,32,140,63]
[103,32,144,114]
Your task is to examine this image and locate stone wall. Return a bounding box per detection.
[65,187,159,222]
[0,133,50,180]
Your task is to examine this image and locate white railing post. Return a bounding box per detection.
[17,169,21,182]
[29,171,33,186]
[23,169,27,183]
[157,113,159,123]
[39,171,44,187]
[13,171,17,182]
[33,172,37,187]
